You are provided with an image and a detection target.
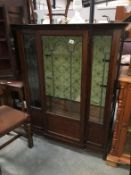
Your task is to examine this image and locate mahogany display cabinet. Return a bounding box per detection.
[12,23,126,153]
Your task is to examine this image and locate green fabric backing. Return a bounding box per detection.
[91,36,112,107]
[43,35,112,107]
[43,36,82,102]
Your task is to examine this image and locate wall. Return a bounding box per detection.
[35,0,130,24]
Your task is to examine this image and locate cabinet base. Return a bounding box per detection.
[106,154,130,167]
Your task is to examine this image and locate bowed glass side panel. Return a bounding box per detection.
[123,116,131,154]
[23,34,41,107]
[89,36,112,124]
[42,36,82,120]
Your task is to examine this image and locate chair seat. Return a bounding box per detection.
[0,105,29,136]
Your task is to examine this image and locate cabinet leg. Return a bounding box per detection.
[25,122,34,148]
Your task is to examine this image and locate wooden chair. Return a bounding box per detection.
[46,0,73,24]
[0,80,25,111]
[0,85,33,150]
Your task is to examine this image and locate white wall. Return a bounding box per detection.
[35,0,130,24]
[67,6,116,22]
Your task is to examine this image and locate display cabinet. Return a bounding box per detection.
[12,24,126,153]
[106,66,131,166]
[0,5,13,78]
[0,0,30,24]
[0,1,30,79]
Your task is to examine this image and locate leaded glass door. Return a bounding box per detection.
[23,34,41,108]
[89,35,112,124]
[85,29,123,152]
[16,32,43,129]
[40,31,88,143]
[43,36,82,119]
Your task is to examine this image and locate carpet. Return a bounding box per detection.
[0,134,129,175]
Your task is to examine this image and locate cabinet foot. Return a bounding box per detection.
[106,155,118,167]
[106,160,117,167]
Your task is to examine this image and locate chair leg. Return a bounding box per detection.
[25,122,33,148]
[0,165,2,175]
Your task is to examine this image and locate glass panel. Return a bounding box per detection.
[123,116,131,154]
[24,34,41,107]
[89,36,112,124]
[42,36,82,120]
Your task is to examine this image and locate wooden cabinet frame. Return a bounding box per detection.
[12,24,126,154]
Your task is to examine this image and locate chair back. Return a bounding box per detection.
[46,0,73,24]
[0,82,9,105]
[0,87,3,96]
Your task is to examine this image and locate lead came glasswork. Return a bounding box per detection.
[42,36,82,120]
[89,35,112,124]
[24,34,41,107]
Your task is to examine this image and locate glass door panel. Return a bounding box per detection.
[89,36,112,124]
[123,116,131,154]
[23,34,41,107]
[42,36,82,120]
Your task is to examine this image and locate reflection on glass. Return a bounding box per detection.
[123,117,131,154]
[24,34,41,107]
[42,36,82,120]
[89,36,112,124]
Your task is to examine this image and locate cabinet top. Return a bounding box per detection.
[119,66,131,83]
[11,23,127,31]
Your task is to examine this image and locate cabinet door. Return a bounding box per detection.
[40,31,88,144]
[86,33,119,152]
[23,34,41,107]
[18,33,43,129]
[43,36,82,119]
[89,35,112,124]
